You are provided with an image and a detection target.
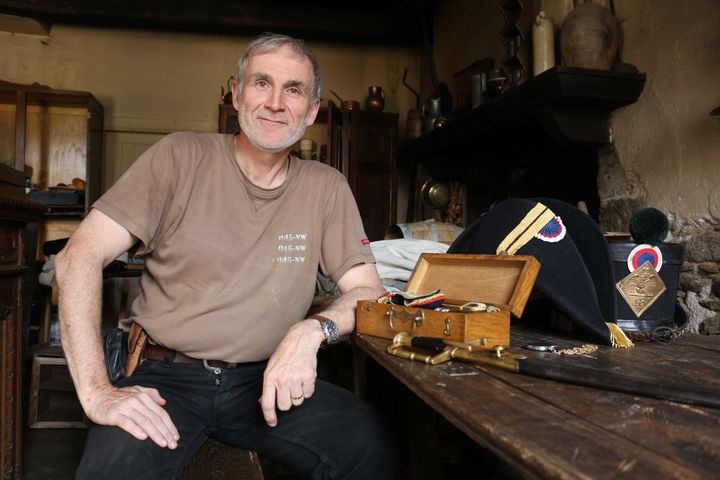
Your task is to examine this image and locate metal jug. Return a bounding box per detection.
[422,97,442,132]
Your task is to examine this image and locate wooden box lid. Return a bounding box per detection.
[405,253,540,318]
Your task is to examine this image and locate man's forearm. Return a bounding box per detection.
[50,210,179,447]
[55,247,112,407]
[312,283,385,336]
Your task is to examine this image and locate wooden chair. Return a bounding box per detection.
[182,439,264,480]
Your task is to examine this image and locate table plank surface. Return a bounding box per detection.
[355,327,720,479]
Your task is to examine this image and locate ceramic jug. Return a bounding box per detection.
[365,85,385,111]
[560,0,621,70]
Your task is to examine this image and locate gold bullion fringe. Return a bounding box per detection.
[607,322,634,348]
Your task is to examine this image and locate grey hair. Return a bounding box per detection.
[235,32,322,102]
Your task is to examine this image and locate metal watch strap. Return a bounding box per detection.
[310,314,340,345]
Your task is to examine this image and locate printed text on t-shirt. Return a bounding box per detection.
[276,233,308,264]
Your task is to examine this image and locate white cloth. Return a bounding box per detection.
[370,239,449,282]
[38,255,55,287]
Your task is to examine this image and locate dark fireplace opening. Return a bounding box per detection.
[461,125,602,224]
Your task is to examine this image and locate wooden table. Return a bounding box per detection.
[354,327,720,479]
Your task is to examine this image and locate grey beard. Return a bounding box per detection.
[238,109,309,153]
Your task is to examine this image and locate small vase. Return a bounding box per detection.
[365,85,385,112]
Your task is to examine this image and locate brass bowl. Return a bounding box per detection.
[421,180,450,209]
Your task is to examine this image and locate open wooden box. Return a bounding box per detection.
[357,253,540,349]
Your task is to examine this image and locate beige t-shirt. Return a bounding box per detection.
[95,132,374,362]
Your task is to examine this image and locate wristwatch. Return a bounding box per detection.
[310,314,340,345]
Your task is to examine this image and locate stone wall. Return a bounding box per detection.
[674,222,720,334]
[598,146,720,334]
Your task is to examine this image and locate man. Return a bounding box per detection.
[56,33,395,479]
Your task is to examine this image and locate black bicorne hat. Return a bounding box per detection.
[449,198,632,347]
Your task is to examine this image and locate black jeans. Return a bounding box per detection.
[76,359,396,479]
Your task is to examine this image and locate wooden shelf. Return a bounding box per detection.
[399,66,646,181]
[42,211,85,217]
[1,80,104,261]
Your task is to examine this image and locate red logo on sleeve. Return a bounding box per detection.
[361,238,370,245]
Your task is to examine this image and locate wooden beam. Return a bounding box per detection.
[0,13,50,35]
[0,0,430,45]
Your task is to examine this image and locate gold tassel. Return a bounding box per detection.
[607,322,634,348]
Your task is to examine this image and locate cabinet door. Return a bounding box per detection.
[346,112,398,241]
[0,270,23,479]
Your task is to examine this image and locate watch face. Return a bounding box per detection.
[319,319,340,344]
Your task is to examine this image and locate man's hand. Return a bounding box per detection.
[259,263,384,427]
[82,383,180,449]
[259,320,324,427]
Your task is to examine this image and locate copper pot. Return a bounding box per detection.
[406,109,423,140]
[342,100,360,111]
[329,89,360,111]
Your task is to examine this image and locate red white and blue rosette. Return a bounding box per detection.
[627,244,663,272]
[534,216,566,243]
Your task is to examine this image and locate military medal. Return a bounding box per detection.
[616,261,667,317]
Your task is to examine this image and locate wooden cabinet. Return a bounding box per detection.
[0,79,100,478]
[218,100,398,241]
[218,102,239,134]
[0,80,104,255]
[339,109,398,241]
[0,196,44,479]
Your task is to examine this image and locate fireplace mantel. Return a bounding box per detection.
[400,66,646,182]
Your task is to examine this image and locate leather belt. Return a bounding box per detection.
[142,344,238,369]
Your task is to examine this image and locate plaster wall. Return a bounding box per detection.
[432,0,506,94]
[0,25,419,192]
[611,0,720,227]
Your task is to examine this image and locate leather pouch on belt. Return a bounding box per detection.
[103,328,128,383]
[124,322,148,377]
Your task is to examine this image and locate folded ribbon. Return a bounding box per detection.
[377,288,446,309]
